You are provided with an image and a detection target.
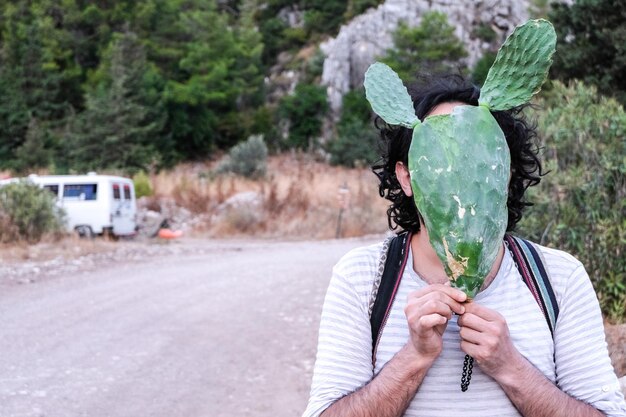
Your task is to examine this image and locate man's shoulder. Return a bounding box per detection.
[335,240,385,271]
[323,240,387,310]
[515,237,587,304]
[332,240,386,284]
[522,238,584,273]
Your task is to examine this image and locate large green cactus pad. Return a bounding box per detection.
[479,19,556,111]
[409,106,510,297]
[364,62,419,128]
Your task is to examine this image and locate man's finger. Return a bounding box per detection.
[406,300,453,322]
[464,302,502,321]
[418,313,448,331]
[407,286,466,314]
[459,326,483,344]
[457,312,490,331]
[408,284,467,303]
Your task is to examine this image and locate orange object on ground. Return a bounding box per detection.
[158,228,183,239]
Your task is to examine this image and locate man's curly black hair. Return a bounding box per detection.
[372,74,545,233]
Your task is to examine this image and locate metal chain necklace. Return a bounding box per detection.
[461,354,474,391]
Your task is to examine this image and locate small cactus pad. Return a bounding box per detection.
[479,19,556,111]
[364,62,419,128]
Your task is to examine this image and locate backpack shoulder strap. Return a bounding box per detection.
[504,234,559,336]
[370,231,411,363]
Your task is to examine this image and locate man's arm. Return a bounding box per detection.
[497,353,603,417]
[459,302,604,417]
[321,284,467,417]
[321,344,432,417]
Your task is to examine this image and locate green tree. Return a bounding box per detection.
[66,32,162,173]
[279,83,328,149]
[328,89,378,167]
[163,0,264,156]
[235,0,265,105]
[258,16,291,65]
[519,81,626,322]
[549,0,626,105]
[255,0,303,66]
[0,0,268,168]
[13,118,53,174]
[381,11,467,82]
[0,66,29,164]
[0,2,70,167]
[303,0,347,37]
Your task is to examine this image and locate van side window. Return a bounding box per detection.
[43,185,59,197]
[63,184,98,201]
[113,184,121,200]
[123,184,131,200]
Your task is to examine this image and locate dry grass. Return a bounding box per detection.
[0,233,118,263]
[146,154,389,239]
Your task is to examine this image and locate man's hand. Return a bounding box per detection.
[404,284,467,365]
[457,302,607,417]
[320,285,467,417]
[457,302,523,381]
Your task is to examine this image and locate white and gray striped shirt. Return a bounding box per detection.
[303,240,626,417]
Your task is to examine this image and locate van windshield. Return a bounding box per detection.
[63,184,98,201]
[43,185,59,197]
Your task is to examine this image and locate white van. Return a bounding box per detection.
[2,174,137,237]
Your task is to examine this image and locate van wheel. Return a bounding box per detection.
[103,228,118,241]
[75,225,94,239]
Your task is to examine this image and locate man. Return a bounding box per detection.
[302,75,626,417]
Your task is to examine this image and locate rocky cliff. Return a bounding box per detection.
[320,0,531,114]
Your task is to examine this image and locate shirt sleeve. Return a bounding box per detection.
[553,264,626,416]
[302,261,375,417]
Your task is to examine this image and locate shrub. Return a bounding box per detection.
[302,48,325,84]
[282,26,307,45]
[518,80,626,323]
[216,135,268,179]
[328,89,379,167]
[0,181,65,243]
[133,171,153,198]
[328,119,379,167]
[472,23,497,42]
[341,89,372,123]
[471,52,496,86]
[278,83,328,149]
[344,0,384,20]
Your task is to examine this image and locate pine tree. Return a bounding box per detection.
[0,66,29,165]
[163,0,264,156]
[14,118,53,174]
[67,31,161,173]
[382,11,467,82]
[0,2,69,167]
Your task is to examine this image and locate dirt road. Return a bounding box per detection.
[0,236,381,417]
